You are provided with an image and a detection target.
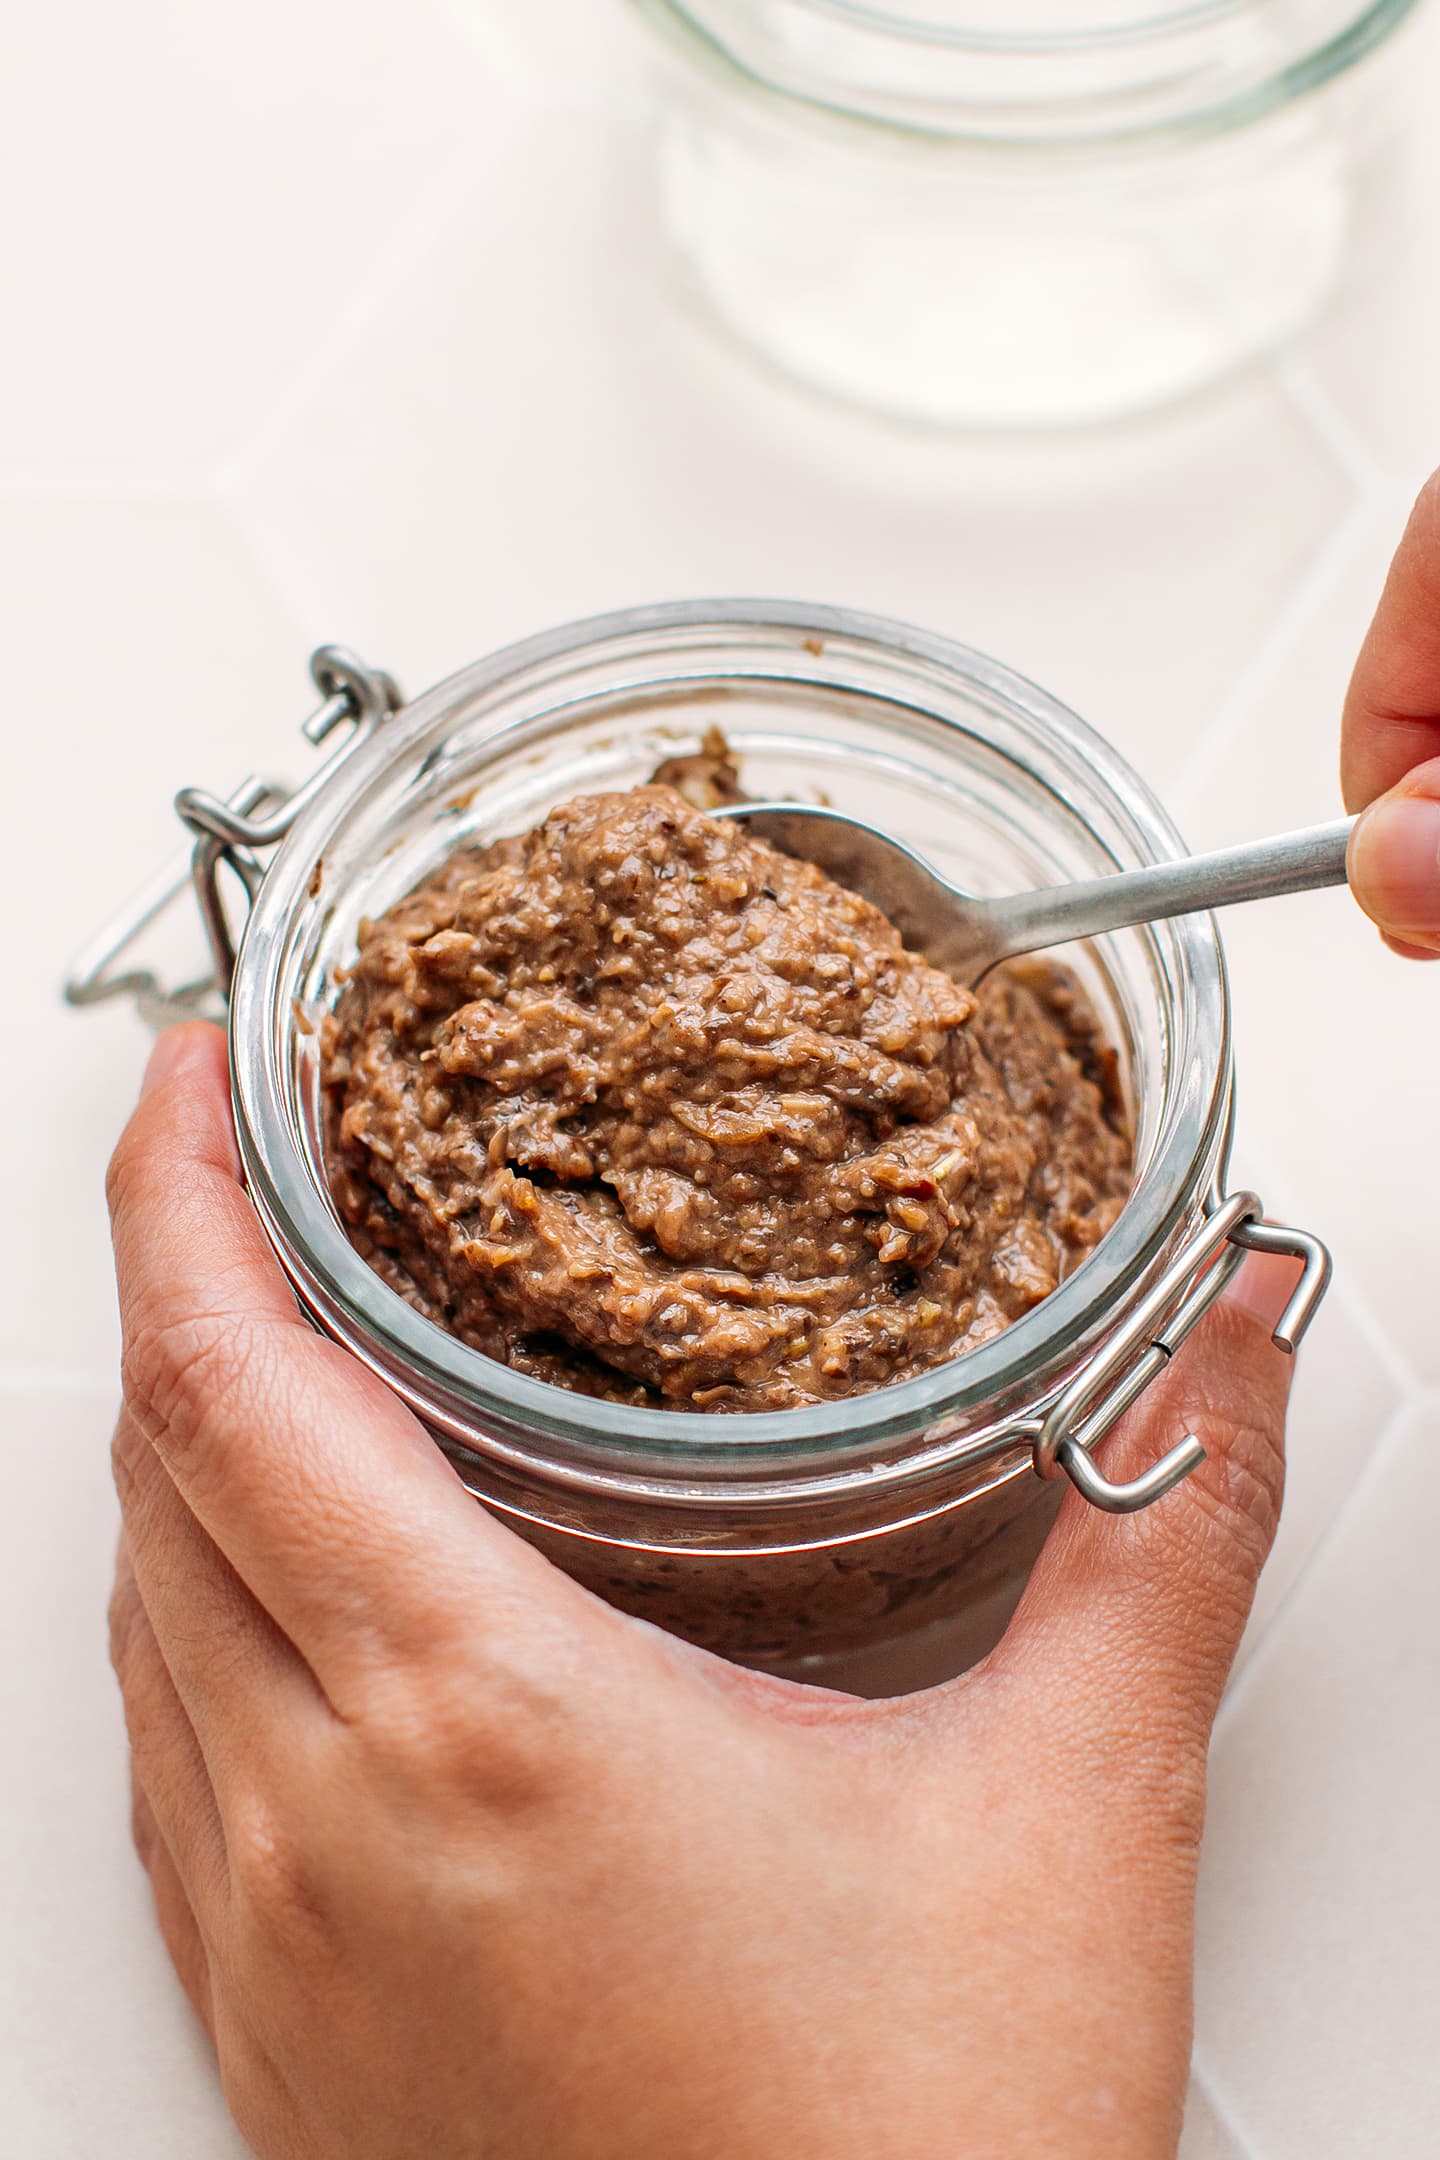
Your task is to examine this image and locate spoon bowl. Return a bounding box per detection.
[717,802,1356,987]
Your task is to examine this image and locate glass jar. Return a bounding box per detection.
[626,0,1421,427]
[66,604,1329,1694]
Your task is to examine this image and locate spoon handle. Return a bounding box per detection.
[992,818,1356,960]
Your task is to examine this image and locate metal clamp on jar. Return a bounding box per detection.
[65,603,1331,1688]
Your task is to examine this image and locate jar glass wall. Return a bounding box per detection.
[627,0,1422,426]
[229,602,1238,1690]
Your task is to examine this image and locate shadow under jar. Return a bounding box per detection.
[133,600,1327,1699]
[626,0,1422,427]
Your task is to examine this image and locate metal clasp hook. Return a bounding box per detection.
[63,646,402,1028]
[1033,1192,1332,1514]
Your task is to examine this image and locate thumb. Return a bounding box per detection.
[985,1251,1301,1767]
[1348,754,1440,959]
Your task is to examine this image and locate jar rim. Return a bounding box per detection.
[628,0,1419,146]
[231,598,1232,1496]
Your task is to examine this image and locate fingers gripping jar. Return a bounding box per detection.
[67,606,1330,1693]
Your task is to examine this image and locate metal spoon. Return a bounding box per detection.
[716,803,1356,985]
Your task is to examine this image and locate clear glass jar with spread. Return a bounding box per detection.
[625,0,1421,426]
[66,604,1329,1694]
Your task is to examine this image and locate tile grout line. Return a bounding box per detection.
[1267,350,1398,505]
[1222,1128,1421,1686]
[1229,1120,1423,1403]
[215,67,644,499]
[1214,1388,1440,1739]
[208,125,548,643]
[1164,491,1386,829]
[1298,1269,1423,1406]
[209,481,328,672]
[214,88,641,644]
[1188,2048,1262,2160]
[0,55,620,510]
[433,0,586,103]
[213,138,518,497]
[440,0,656,117]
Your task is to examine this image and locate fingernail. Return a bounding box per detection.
[141,1026,189,1097]
[1350,791,1440,936]
[1383,931,1440,961]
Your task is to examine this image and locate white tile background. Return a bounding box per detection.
[3,2,1439,2152]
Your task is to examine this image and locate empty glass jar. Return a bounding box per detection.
[627,0,1422,426]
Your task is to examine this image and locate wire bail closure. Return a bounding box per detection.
[1032,1192,1331,1513]
[63,646,402,1029]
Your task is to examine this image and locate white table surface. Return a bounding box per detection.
[5,2,1440,2152]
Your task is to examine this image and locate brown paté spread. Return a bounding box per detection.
[321,768,1132,1411]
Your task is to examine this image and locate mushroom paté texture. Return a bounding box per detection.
[321,783,1132,1411]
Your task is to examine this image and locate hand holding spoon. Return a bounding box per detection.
[717,803,1355,985]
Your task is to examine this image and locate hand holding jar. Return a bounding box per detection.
[107,1023,1301,2160]
[1346,468,1440,958]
